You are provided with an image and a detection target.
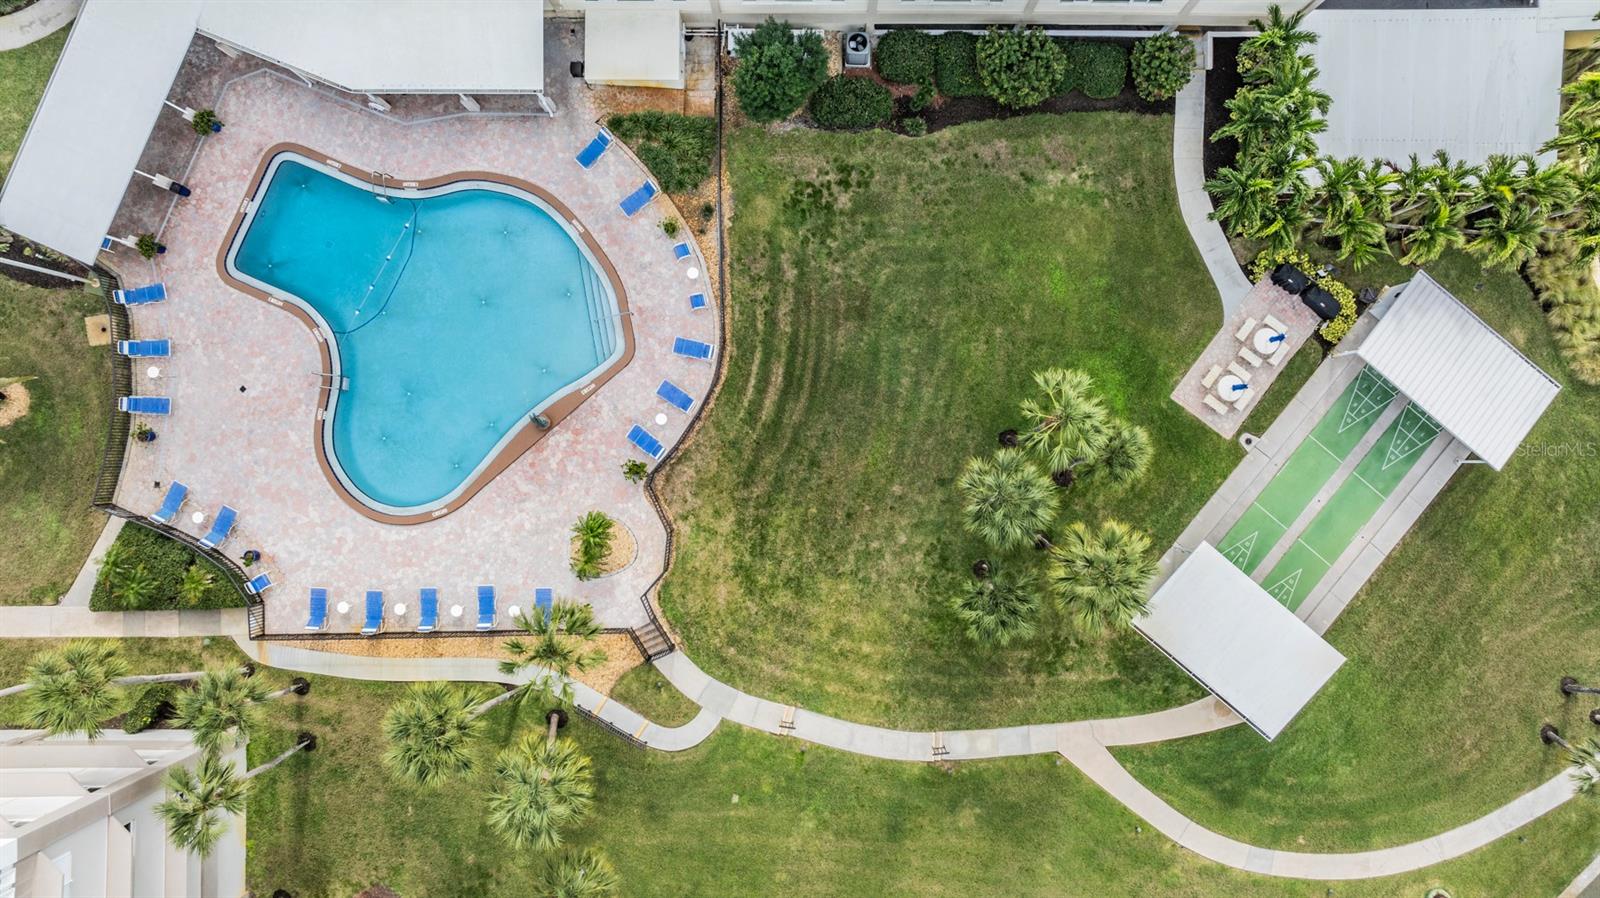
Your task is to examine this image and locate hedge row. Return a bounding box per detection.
[892,31,1129,102]
[1058,39,1128,100]
[874,30,937,84]
[934,32,985,98]
[810,75,894,130]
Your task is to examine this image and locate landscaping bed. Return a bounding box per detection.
[1201,36,1244,181]
[89,523,246,611]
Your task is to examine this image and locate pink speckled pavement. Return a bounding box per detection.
[115,71,717,635]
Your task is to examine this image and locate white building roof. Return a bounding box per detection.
[198,0,545,94]
[1307,8,1562,166]
[583,9,684,89]
[1357,271,1559,471]
[0,0,202,266]
[1134,543,1346,740]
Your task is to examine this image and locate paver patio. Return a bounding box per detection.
[111,62,717,634]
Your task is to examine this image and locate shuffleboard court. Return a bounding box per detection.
[1263,402,1444,610]
[1218,367,1397,573]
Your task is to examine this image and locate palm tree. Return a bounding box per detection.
[487,732,595,851]
[1018,368,1110,483]
[957,448,1059,552]
[177,564,216,608]
[1,642,240,738]
[1090,421,1153,487]
[1239,4,1318,78]
[112,563,158,610]
[174,667,309,755]
[1046,520,1158,635]
[951,565,1039,647]
[501,601,607,744]
[382,681,523,786]
[534,848,621,898]
[155,731,317,857]
[1466,200,1543,269]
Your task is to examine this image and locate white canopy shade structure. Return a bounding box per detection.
[1135,543,1346,740]
[0,0,202,266]
[1307,8,1562,166]
[198,0,545,94]
[583,9,685,89]
[1356,271,1560,471]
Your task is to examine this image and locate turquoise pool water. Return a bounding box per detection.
[227,155,621,512]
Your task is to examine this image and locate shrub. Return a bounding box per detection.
[123,684,175,734]
[1066,40,1127,100]
[1131,32,1196,102]
[977,27,1067,110]
[874,30,937,85]
[934,32,985,98]
[90,525,241,611]
[135,234,161,259]
[606,111,715,193]
[902,116,927,137]
[190,109,220,135]
[571,510,616,581]
[733,19,829,123]
[661,217,680,238]
[908,78,934,113]
[808,75,893,131]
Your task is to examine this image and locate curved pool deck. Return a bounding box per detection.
[217,145,636,523]
[111,70,717,633]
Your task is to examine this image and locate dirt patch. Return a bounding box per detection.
[570,520,638,578]
[0,380,32,428]
[1203,37,1245,181]
[271,632,642,692]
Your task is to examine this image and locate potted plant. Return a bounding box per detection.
[621,459,647,483]
[134,423,157,443]
[135,234,166,259]
[241,549,261,567]
[190,109,222,134]
[661,217,680,238]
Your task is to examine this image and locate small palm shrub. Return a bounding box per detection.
[1131,33,1196,102]
[571,511,616,581]
[189,109,221,135]
[733,19,829,123]
[809,75,893,131]
[607,111,715,193]
[123,684,176,734]
[874,30,937,85]
[902,116,928,137]
[1047,520,1157,635]
[1066,40,1128,100]
[135,234,162,259]
[934,32,985,98]
[977,27,1066,110]
[951,566,1039,647]
[621,459,648,483]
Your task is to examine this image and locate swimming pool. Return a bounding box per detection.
[224,151,627,518]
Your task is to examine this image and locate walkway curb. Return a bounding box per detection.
[0,0,77,52]
[1173,54,1253,319]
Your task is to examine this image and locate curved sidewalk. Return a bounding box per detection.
[1173,53,1253,319]
[0,0,78,51]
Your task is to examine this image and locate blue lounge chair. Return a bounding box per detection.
[198,505,237,549]
[418,588,439,633]
[116,339,170,358]
[688,292,707,311]
[150,481,187,524]
[305,587,328,631]
[113,283,166,305]
[627,424,665,460]
[476,585,496,631]
[673,242,691,260]
[119,396,171,415]
[362,590,384,636]
[672,337,714,361]
[575,128,613,168]
[535,587,554,623]
[245,572,273,596]
[657,379,695,413]
[618,181,658,217]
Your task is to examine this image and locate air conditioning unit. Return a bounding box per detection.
[843,30,871,69]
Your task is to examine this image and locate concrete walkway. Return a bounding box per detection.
[0,0,77,51]
[58,516,124,607]
[0,604,248,638]
[1173,53,1254,319]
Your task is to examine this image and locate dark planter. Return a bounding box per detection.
[1562,676,1580,696]
[1032,533,1052,551]
[1052,469,1076,488]
[242,549,262,564]
[290,677,311,696]
[971,559,992,579]
[998,429,1019,448]
[297,731,319,753]
[136,430,157,443]
[548,708,570,730]
[1541,723,1561,745]
[210,121,223,133]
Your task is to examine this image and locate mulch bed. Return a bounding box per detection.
[0,237,92,290]
[917,86,1172,134]
[1203,37,1245,181]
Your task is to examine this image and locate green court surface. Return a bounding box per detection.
[1217,368,1397,573]
[1262,403,1444,610]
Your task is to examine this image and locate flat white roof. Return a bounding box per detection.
[583,9,684,89]
[198,0,544,94]
[1135,543,1345,740]
[1357,271,1560,471]
[1308,8,1562,166]
[0,0,202,265]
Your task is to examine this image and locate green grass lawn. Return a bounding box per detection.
[0,28,64,184]
[1,638,1593,898]
[609,663,702,727]
[657,115,1302,730]
[1116,250,1600,850]
[0,281,111,603]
